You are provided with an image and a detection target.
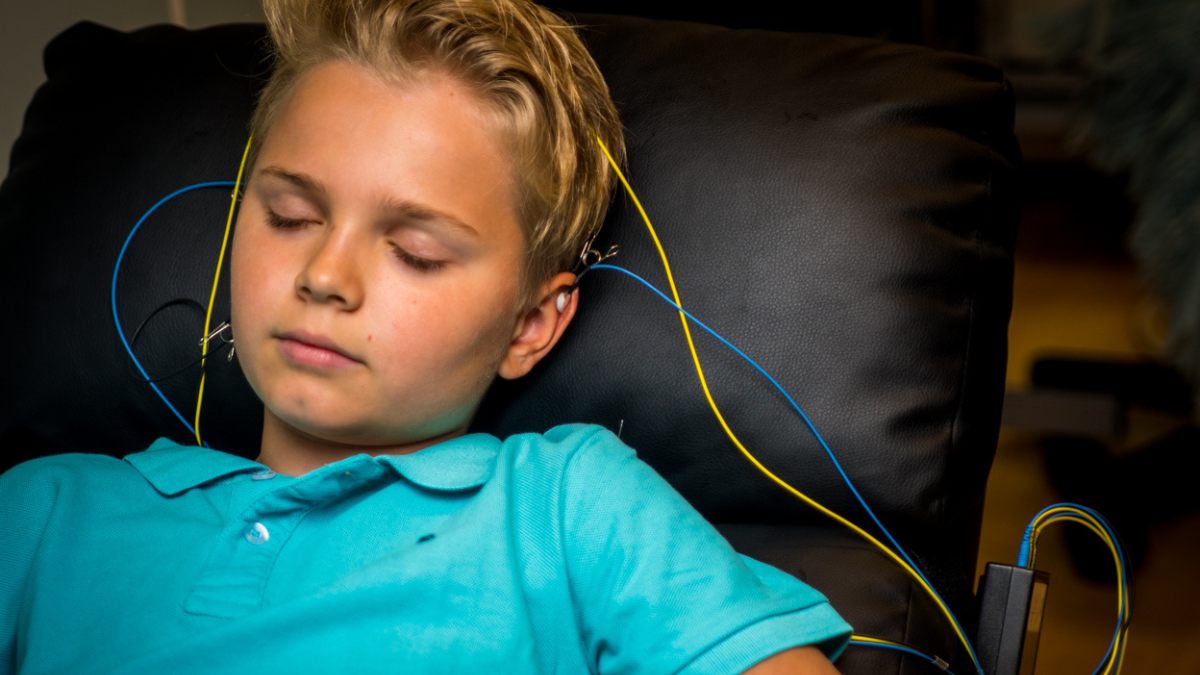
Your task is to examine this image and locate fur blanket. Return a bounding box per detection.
[1047,0,1200,381]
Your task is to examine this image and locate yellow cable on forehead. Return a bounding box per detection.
[194,135,253,446]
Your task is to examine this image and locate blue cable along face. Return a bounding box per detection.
[111,181,238,446]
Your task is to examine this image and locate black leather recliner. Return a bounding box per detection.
[0,14,1020,675]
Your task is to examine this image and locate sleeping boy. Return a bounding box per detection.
[0,0,851,672]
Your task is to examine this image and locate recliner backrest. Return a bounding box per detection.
[0,15,1019,640]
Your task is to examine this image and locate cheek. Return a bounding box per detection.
[371,276,516,382]
[232,220,291,308]
[230,222,294,365]
[230,230,266,328]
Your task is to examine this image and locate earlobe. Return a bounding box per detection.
[497,271,578,380]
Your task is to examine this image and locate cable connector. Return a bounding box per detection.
[1016,533,1032,568]
[976,563,1050,675]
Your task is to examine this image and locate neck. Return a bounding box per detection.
[255,408,467,477]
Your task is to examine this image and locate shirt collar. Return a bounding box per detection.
[125,438,267,496]
[125,434,500,496]
[376,433,500,491]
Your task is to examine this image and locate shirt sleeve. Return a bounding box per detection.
[560,428,852,675]
[0,459,61,675]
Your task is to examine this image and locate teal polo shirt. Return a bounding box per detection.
[1,424,850,674]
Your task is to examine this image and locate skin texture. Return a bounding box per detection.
[228,59,839,675]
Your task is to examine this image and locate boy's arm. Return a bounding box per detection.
[0,459,57,675]
[742,646,841,675]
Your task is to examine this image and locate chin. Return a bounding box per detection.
[258,374,481,448]
[280,413,387,446]
[263,392,368,439]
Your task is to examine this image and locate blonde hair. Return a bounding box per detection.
[250,0,625,299]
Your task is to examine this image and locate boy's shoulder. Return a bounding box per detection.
[494,422,684,524]
[501,422,625,453]
[495,422,638,481]
[1,449,137,490]
[0,438,217,506]
[0,450,147,531]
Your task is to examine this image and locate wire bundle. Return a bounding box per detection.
[1017,504,1133,675]
[110,138,251,448]
[848,635,954,673]
[111,181,238,441]
[592,137,979,674]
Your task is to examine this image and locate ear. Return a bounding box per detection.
[497,271,579,380]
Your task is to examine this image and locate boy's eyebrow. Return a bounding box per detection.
[258,166,328,197]
[378,197,481,239]
[257,166,480,238]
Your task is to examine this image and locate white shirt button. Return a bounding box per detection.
[243,522,270,545]
[251,470,276,481]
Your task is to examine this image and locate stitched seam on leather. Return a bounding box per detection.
[948,219,982,527]
[929,80,1009,644]
[940,76,1008,533]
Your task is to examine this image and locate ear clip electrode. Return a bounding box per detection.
[558,239,620,311]
[200,321,236,362]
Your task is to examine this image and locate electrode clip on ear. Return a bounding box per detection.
[558,242,619,312]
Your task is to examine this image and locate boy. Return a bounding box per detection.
[0,0,851,672]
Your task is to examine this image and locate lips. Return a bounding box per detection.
[276,330,363,369]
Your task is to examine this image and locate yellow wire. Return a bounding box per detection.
[849,635,896,646]
[1028,509,1129,675]
[1108,629,1128,672]
[1028,515,1109,564]
[1033,512,1130,673]
[1031,516,1109,569]
[194,136,253,446]
[594,136,982,673]
[1029,508,1126,612]
[1033,517,1126,675]
[849,635,956,670]
[849,635,939,653]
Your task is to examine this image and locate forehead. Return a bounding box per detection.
[256,60,520,243]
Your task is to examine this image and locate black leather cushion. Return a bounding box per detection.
[479,16,1019,587]
[0,15,1018,673]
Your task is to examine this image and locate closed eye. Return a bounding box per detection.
[390,244,447,272]
[265,209,311,230]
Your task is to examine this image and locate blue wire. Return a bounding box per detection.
[1028,505,1126,675]
[1020,503,1128,675]
[590,263,982,672]
[850,640,958,675]
[111,181,238,445]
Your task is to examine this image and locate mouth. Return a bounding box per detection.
[276,330,364,370]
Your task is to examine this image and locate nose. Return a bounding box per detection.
[295,225,364,310]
